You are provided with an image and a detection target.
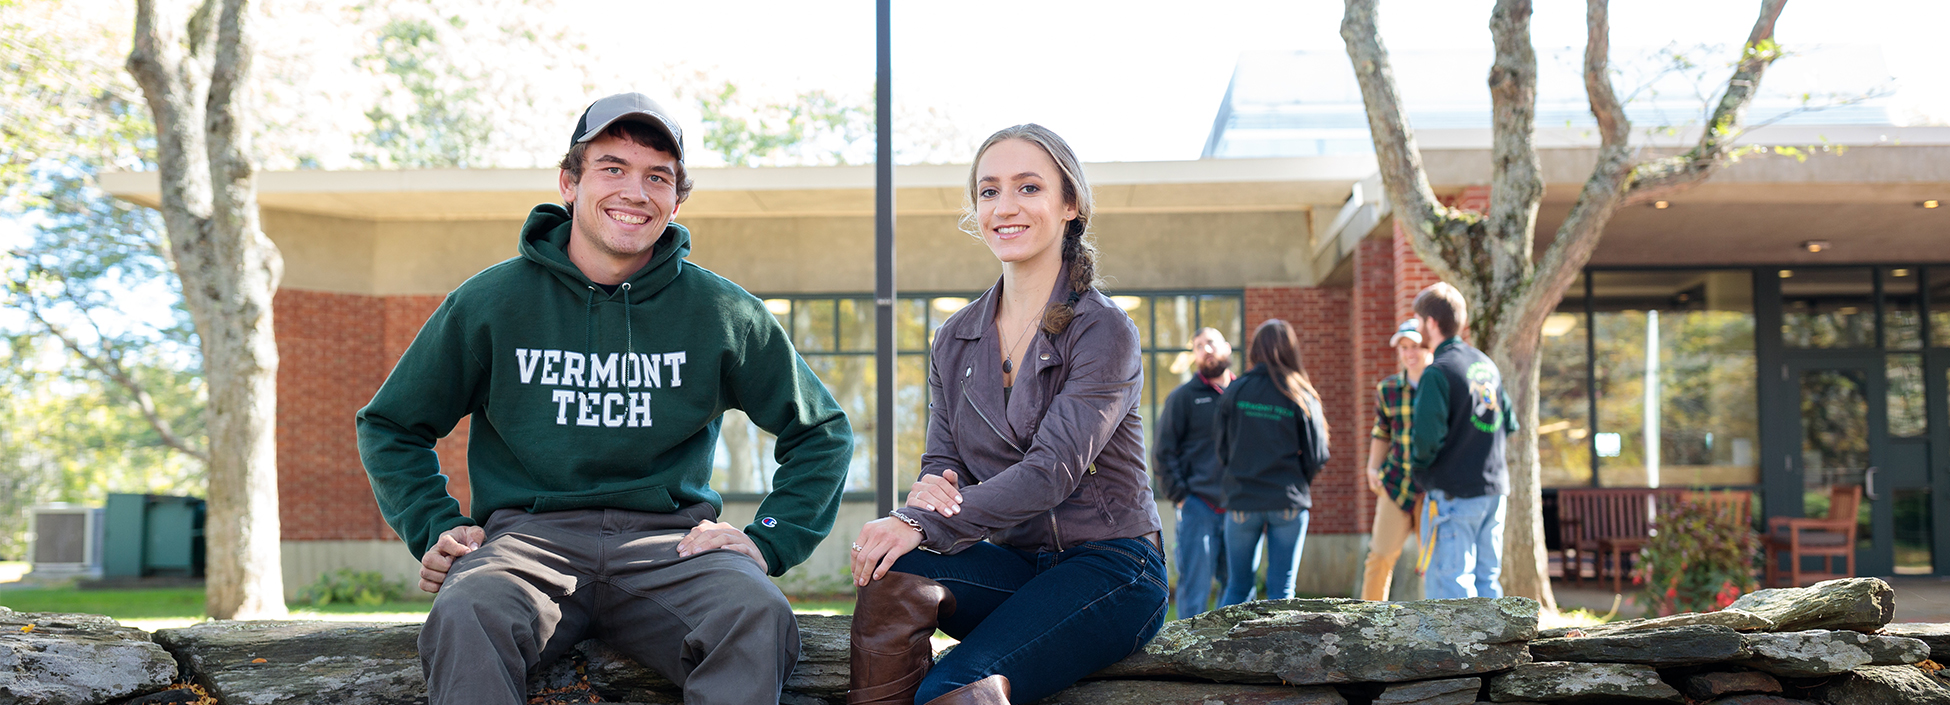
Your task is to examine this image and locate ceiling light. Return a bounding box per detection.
[1923,200,1940,209]
[1802,240,1830,253]
[931,297,970,314]
[763,299,791,316]
[1893,268,1912,278]
[1779,270,1795,278]
[1653,201,1670,209]
[1542,313,1578,337]
[1110,295,1144,311]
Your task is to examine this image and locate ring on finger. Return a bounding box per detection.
[851,542,864,552]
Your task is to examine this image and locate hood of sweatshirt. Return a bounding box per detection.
[518,203,692,300]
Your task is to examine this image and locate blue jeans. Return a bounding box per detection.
[889,536,1169,704]
[1173,498,1227,619]
[1219,508,1309,607]
[1420,489,1506,600]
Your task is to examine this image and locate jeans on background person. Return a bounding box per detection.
[1173,498,1227,619]
[1420,489,1506,600]
[1218,508,1310,607]
[885,536,1169,704]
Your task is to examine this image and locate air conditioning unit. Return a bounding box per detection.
[28,504,105,577]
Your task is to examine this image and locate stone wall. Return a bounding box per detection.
[3,578,1943,704]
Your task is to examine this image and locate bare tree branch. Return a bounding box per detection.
[22,305,209,465]
[1341,0,1475,287]
[1623,0,1789,205]
[1509,0,1638,345]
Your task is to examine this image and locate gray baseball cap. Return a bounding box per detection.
[1389,317,1422,346]
[571,92,683,160]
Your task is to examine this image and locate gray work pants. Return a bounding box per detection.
[420,506,798,705]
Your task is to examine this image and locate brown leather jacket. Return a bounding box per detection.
[893,274,1162,554]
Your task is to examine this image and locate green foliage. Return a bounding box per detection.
[354,17,494,168]
[298,569,407,607]
[1634,493,1760,617]
[698,81,874,168]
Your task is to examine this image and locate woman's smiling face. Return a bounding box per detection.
[974,138,1077,267]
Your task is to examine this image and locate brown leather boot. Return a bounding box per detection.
[924,674,1011,705]
[848,572,958,705]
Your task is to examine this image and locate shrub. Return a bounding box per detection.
[1633,492,1759,617]
[298,568,406,607]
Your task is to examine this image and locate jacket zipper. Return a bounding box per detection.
[961,367,1024,454]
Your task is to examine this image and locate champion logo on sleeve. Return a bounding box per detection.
[759,517,778,527]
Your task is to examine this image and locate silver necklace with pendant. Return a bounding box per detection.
[999,309,1040,375]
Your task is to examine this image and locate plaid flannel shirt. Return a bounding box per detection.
[1370,372,1417,512]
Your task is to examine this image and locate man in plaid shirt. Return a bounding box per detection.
[1360,318,1433,600]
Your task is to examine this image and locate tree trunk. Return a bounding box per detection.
[1344,0,1789,612]
[128,0,286,620]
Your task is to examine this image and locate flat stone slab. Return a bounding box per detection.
[1803,664,1950,704]
[0,610,178,705]
[1094,597,1537,685]
[1736,629,1929,677]
[562,614,851,702]
[1683,670,1781,699]
[1536,609,1774,639]
[1882,623,1950,663]
[1372,676,1479,705]
[1724,578,1895,633]
[1704,696,1814,705]
[1031,680,1347,704]
[157,615,853,705]
[1529,625,1749,666]
[1486,662,1682,703]
[155,620,428,705]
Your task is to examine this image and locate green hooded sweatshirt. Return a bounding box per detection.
[356,204,852,576]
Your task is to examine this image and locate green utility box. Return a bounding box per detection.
[102,494,206,578]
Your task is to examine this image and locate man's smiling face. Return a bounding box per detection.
[558,131,681,283]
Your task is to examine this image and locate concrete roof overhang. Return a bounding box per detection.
[98,155,1381,222]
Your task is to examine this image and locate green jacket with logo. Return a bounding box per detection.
[355,204,852,576]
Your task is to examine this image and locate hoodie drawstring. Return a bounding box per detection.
[621,282,635,357]
[584,286,598,354]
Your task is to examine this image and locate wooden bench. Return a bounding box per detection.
[1556,488,1685,592]
[1763,485,1861,587]
[1557,488,1756,593]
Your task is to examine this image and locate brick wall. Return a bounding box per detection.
[1392,222,1442,323]
[276,290,468,542]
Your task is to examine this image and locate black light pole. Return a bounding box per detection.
[874,0,896,517]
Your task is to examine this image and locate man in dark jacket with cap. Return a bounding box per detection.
[356,93,852,705]
[1155,327,1233,618]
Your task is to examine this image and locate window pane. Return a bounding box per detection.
[793,299,836,353]
[1591,270,1758,487]
[1885,267,1923,350]
[1200,295,1244,350]
[712,409,776,494]
[803,355,875,492]
[896,354,930,487]
[898,298,929,352]
[1889,354,1926,438]
[1539,298,1591,488]
[1154,296,1197,353]
[929,297,972,348]
[838,298,876,352]
[1148,352,1195,456]
[1781,267,1875,348]
[1896,488,1933,575]
[1123,295,1151,349]
[1931,268,1950,348]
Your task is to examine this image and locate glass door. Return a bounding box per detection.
[1788,356,1892,576]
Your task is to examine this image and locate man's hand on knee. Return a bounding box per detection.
[677,519,769,574]
[420,525,486,594]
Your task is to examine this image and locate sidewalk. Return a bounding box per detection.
[1551,575,1950,624]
